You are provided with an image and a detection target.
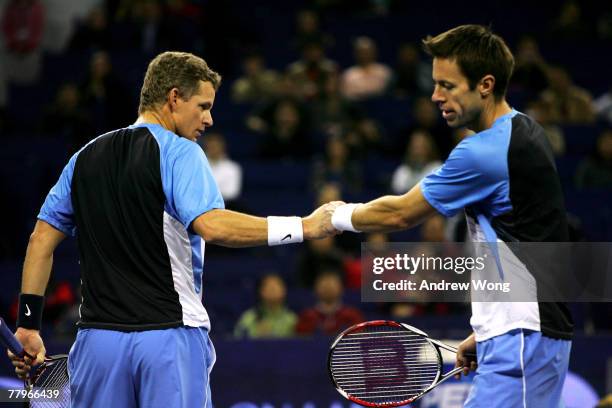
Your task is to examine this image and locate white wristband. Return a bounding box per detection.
[267,216,304,246]
[332,203,362,232]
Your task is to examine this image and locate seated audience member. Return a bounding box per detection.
[344,118,386,158]
[292,9,333,52]
[392,42,432,98]
[526,99,566,156]
[510,35,549,102]
[234,274,297,339]
[201,132,242,205]
[231,53,280,104]
[68,6,111,51]
[575,128,612,189]
[593,87,612,125]
[287,39,338,101]
[312,135,362,193]
[420,214,447,242]
[343,232,389,290]
[540,65,596,124]
[296,270,364,336]
[297,236,345,288]
[41,83,94,153]
[394,96,453,158]
[341,36,391,101]
[391,130,441,193]
[1,0,45,84]
[80,51,133,132]
[311,72,363,139]
[259,99,312,160]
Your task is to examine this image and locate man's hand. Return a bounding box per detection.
[454,332,477,379]
[302,201,345,240]
[8,328,46,379]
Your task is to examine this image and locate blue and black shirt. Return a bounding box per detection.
[421,110,573,341]
[39,123,224,331]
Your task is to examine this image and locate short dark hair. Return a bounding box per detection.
[422,25,514,100]
[138,51,221,114]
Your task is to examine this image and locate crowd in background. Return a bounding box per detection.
[0,0,611,340]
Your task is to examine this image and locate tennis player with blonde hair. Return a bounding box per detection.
[9,51,341,408]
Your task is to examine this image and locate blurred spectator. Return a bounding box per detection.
[201,132,242,204]
[165,0,203,21]
[298,183,347,287]
[234,274,297,339]
[392,42,432,98]
[549,1,593,40]
[575,129,612,189]
[296,270,364,336]
[246,74,305,133]
[129,0,176,54]
[540,65,596,124]
[292,9,333,51]
[41,83,94,154]
[594,87,612,125]
[311,72,363,140]
[259,99,312,160]
[391,130,441,193]
[343,232,388,289]
[287,39,338,100]
[344,118,386,158]
[510,36,549,103]
[420,214,447,242]
[596,394,612,408]
[68,6,111,51]
[341,36,391,101]
[1,0,45,84]
[597,11,612,40]
[231,53,280,104]
[81,51,134,132]
[395,96,453,158]
[297,236,345,287]
[312,135,362,193]
[526,99,566,156]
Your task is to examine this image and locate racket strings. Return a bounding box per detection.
[331,325,440,405]
[29,356,70,408]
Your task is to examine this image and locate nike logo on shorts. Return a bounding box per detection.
[281,234,292,241]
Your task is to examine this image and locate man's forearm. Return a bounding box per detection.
[351,185,437,233]
[193,209,269,248]
[192,203,340,247]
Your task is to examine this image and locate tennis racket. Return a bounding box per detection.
[328,320,474,407]
[0,317,70,408]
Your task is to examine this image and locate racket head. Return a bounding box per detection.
[328,320,443,407]
[27,354,70,408]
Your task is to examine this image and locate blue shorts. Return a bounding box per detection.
[68,327,216,408]
[464,329,571,408]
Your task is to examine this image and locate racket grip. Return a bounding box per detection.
[0,317,25,357]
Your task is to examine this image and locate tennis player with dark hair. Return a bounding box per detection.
[8,51,341,408]
[329,25,572,407]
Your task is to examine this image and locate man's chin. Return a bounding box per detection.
[445,119,460,128]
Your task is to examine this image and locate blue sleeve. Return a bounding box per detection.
[166,142,225,229]
[38,153,78,236]
[420,140,505,217]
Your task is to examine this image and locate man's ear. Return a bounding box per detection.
[479,75,496,98]
[167,88,180,111]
